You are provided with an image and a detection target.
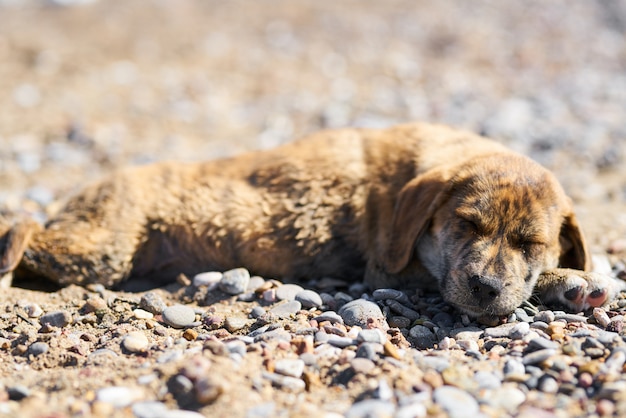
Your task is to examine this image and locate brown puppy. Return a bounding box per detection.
[0,123,622,317]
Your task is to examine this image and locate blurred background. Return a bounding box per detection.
[0,0,625,253]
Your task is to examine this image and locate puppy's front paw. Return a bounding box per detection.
[536,268,626,312]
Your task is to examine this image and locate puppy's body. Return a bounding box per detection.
[1,123,621,317]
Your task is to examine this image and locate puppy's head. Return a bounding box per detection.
[385,154,588,317]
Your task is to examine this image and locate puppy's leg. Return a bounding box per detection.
[535,268,626,311]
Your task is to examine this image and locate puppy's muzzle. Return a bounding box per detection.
[469,275,503,307]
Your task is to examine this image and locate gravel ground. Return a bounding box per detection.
[1,0,626,417]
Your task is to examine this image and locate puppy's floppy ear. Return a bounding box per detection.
[558,209,590,271]
[384,169,451,274]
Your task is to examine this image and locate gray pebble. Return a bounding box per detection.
[484,323,517,338]
[314,311,344,324]
[433,386,480,418]
[386,299,420,321]
[254,328,292,343]
[451,327,484,341]
[192,271,222,287]
[140,292,167,315]
[122,332,149,353]
[162,305,196,328]
[245,403,276,418]
[417,356,450,372]
[274,359,305,378]
[373,379,393,401]
[388,316,411,329]
[250,306,266,318]
[39,310,72,328]
[372,288,411,305]
[432,312,454,328]
[262,372,305,392]
[514,308,533,322]
[534,310,555,323]
[522,348,557,365]
[225,316,249,332]
[334,291,354,306]
[326,334,355,348]
[338,299,388,329]
[275,283,304,301]
[96,386,143,407]
[247,276,266,291]
[408,325,436,349]
[503,358,526,376]
[219,268,250,295]
[350,357,376,374]
[357,329,386,344]
[295,289,323,308]
[487,387,526,413]
[474,371,502,390]
[269,300,302,318]
[28,342,49,356]
[538,375,559,393]
[356,342,382,360]
[526,337,559,352]
[510,321,530,339]
[554,312,587,323]
[345,399,396,418]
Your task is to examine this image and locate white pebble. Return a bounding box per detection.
[122,332,150,353]
[133,309,154,320]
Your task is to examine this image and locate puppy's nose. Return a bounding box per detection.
[469,275,502,304]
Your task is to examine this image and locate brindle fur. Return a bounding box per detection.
[0,123,622,316]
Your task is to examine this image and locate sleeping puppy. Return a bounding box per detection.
[1,123,623,318]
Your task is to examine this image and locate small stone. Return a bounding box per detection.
[538,375,559,393]
[474,371,501,390]
[25,303,43,318]
[526,337,559,352]
[534,310,555,323]
[7,385,30,401]
[314,311,344,324]
[269,301,302,318]
[338,299,388,330]
[195,377,224,404]
[275,284,304,301]
[356,343,382,360]
[510,322,530,339]
[503,358,526,377]
[133,308,154,320]
[488,386,526,413]
[192,271,222,287]
[183,329,198,341]
[350,357,376,374]
[357,329,386,344]
[250,306,266,318]
[262,372,305,392]
[132,401,169,418]
[408,325,436,349]
[593,308,611,328]
[262,289,277,303]
[522,348,557,365]
[28,342,49,356]
[219,268,250,295]
[247,276,266,291]
[122,332,149,353]
[345,399,395,418]
[295,290,323,308]
[554,312,587,323]
[140,292,167,315]
[326,335,355,348]
[224,316,249,332]
[386,300,420,321]
[96,386,143,407]
[40,310,73,328]
[162,305,196,328]
[484,323,517,338]
[388,316,411,329]
[372,288,411,305]
[274,359,305,378]
[433,386,479,418]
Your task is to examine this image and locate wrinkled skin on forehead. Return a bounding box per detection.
[416,155,570,317]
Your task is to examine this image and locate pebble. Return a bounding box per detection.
[593,307,611,328]
[7,386,30,401]
[350,357,376,374]
[275,284,304,301]
[274,359,305,378]
[534,310,556,323]
[96,386,143,407]
[25,303,43,318]
[262,372,305,392]
[484,323,517,338]
[345,399,395,418]
[122,332,149,353]
[140,292,167,315]
[522,349,557,365]
[386,300,420,321]
[357,329,386,344]
[338,299,388,330]
[314,311,344,324]
[192,271,222,287]
[28,342,49,356]
[219,268,250,295]
[295,290,323,308]
[372,288,411,305]
[269,301,302,318]
[249,306,266,318]
[161,305,196,328]
[39,310,73,328]
[408,325,437,349]
[133,308,154,320]
[433,386,480,418]
[510,322,530,339]
[224,316,249,332]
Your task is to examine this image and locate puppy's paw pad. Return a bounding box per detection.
[563,284,586,304]
[562,272,623,311]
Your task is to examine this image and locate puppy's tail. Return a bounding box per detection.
[0,215,40,283]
